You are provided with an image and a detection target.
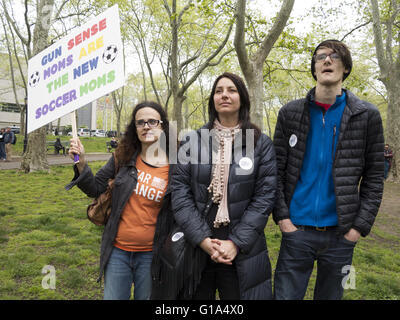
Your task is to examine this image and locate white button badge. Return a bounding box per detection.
[172,232,184,242]
[289,134,297,148]
[239,157,253,170]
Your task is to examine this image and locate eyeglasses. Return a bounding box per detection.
[315,52,341,62]
[135,119,163,128]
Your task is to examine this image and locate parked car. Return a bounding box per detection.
[91,129,106,137]
[78,128,90,137]
[10,125,20,134]
[68,128,90,137]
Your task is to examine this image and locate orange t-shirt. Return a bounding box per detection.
[114,156,169,252]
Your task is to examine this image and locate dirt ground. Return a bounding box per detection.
[372,181,400,239]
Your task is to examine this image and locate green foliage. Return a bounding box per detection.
[2,0,390,136]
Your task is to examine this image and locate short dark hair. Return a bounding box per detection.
[207,72,261,143]
[311,39,352,81]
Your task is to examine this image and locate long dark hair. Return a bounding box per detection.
[207,72,261,143]
[115,101,170,165]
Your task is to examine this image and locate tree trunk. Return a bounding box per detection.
[246,69,265,129]
[20,105,26,137]
[385,77,400,180]
[21,0,54,172]
[57,117,61,134]
[111,90,123,137]
[172,94,185,133]
[21,127,49,172]
[234,0,295,131]
[370,0,400,182]
[163,0,232,132]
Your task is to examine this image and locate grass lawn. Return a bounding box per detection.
[0,162,399,300]
[12,134,112,156]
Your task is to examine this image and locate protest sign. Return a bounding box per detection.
[27,4,124,133]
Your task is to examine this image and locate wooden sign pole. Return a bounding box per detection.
[70,111,80,164]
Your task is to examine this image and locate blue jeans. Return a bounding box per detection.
[104,247,153,300]
[384,160,390,180]
[274,227,356,300]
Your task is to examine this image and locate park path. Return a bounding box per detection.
[0,153,111,170]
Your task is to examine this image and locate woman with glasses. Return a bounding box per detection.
[66,101,173,300]
[170,72,277,299]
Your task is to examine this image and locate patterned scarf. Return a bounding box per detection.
[207,119,241,228]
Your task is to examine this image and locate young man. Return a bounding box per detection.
[272,40,384,300]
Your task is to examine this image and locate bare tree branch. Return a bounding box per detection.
[2,0,28,47]
[255,0,295,65]
[340,20,371,42]
[180,22,233,94]
[234,0,252,75]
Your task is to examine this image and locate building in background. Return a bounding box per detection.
[77,101,97,131]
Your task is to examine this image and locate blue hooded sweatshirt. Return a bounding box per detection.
[289,91,347,227]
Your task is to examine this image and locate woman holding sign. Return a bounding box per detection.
[170,72,277,299]
[66,101,174,300]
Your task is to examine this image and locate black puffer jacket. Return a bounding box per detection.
[171,125,277,299]
[65,152,174,283]
[272,88,384,236]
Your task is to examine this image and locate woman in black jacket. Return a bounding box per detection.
[171,72,277,299]
[66,101,174,300]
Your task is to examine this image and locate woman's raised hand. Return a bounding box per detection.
[68,137,86,172]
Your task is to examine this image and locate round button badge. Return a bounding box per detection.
[172,232,184,242]
[239,157,253,170]
[289,134,297,148]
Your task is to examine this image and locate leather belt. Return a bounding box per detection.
[295,225,337,232]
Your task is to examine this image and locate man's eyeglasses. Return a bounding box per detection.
[315,52,341,62]
[135,119,163,128]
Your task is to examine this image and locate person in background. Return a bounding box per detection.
[0,128,6,161]
[273,39,384,300]
[3,127,15,162]
[65,101,174,300]
[110,137,118,149]
[54,137,66,155]
[384,144,393,180]
[170,72,277,300]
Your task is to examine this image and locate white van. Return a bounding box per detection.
[77,128,90,137]
[91,129,106,137]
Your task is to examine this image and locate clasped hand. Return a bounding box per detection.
[200,238,238,265]
[68,137,86,173]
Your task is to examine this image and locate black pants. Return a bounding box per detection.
[55,146,65,155]
[193,260,240,300]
